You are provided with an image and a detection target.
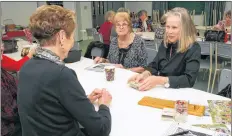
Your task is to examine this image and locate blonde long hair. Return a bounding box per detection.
[163,7,196,53]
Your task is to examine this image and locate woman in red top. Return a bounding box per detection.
[1,43,35,72]
[99,10,115,58]
[99,10,115,45]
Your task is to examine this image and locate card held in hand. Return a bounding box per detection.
[128,81,140,90]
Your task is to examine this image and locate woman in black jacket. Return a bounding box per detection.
[17,5,112,136]
[128,7,201,90]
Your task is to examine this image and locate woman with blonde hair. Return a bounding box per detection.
[99,10,115,57]
[95,12,148,73]
[128,7,201,90]
[17,5,112,136]
[99,10,115,45]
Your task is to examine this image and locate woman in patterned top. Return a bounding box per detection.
[136,10,153,32]
[154,14,167,39]
[1,44,22,136]
[95,12,148,73]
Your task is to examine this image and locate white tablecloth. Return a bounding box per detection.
[66,58,231,136]
[4,39,231,135]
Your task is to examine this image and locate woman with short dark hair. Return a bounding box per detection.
[136,10,153,32]
[17,5,112,136]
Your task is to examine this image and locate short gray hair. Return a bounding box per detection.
[104,10,115,21]
[117,7,130,14]
[138,10,147,17]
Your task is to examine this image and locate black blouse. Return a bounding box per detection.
[147,41,201,88]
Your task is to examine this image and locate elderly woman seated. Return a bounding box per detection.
[99,10,115,57]
[128,7,201,91]
[17,5,112,136]
[95,11,148,73]
[136,10,153,32]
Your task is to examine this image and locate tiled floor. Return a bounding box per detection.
[78,40,221,94]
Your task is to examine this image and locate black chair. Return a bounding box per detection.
[64,42,82,63]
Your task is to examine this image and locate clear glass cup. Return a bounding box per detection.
[174,100,188,123]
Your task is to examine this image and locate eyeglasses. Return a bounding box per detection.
[116,23,129,28]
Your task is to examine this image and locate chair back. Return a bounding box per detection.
[146,48,158,64]
[198,41,212,55]
[217,43,231,59]
[86,28,97,37]
[91,47,104,58]
[218,69,231,93]
[93,33,103,43]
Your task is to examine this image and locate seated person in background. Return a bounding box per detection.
[99,10,115,58]
[99,10,115,45]
[1,42,35,72]
[1,44,22,136]
[128,7,201,90]
[213,10,231,33]
[17,5,112,136]
[154,14,167,39]
[110,7,130,38]
[95,12,148,73]
[136,10,153,32]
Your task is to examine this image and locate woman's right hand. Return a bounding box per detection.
[94,57,104,64]
[127,71,151,83]
[128,73,145,83]
[98,89,112,107]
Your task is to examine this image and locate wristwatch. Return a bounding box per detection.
[164,78,170,88]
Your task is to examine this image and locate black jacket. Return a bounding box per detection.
[84,41,106,59]
[147,41,201,88]
[17,58,111,136]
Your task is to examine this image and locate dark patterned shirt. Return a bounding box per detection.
[108,35,148,68]
[137,19,153,32]
[154,26,165,39]
[1,69,19,136]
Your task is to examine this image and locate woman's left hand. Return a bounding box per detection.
[114,64,124,69]
[88,88,103,103]
[138,76,166,91]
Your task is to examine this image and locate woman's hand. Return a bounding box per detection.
[27,47,36,58]
[136,28,142,32]
[138,76,168,91]
[88,88,103,103]
[94,57,105,64]
[128,71,151,83]
[128,73,145,83]
[213,24,222,31]
[114,64,124,69]
[98,89,112,107]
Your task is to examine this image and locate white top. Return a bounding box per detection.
[143,21,148,32]
[66,58,231,136]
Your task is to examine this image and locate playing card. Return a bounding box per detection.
[128,81,140,90]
